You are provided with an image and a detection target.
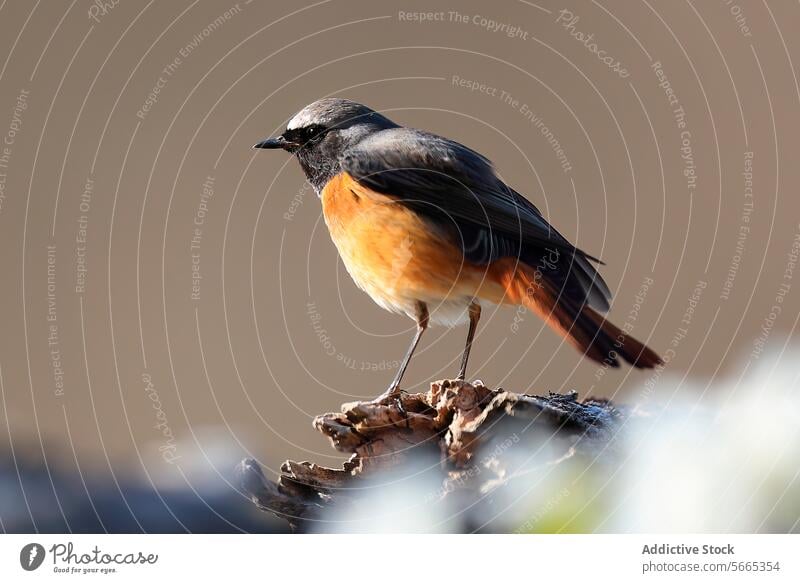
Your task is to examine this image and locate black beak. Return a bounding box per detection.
[252,136,286,150]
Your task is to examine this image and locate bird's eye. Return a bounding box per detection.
[304,125,325,140]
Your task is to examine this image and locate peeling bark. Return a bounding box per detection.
[237,379,628,532]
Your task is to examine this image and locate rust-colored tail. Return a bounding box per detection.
[493,261,662,368]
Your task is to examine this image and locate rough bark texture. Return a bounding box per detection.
[237,379,628,532]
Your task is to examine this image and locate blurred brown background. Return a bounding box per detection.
[0,0,798,505]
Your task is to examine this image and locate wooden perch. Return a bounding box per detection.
[237,379,629,532]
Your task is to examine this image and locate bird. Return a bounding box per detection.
[253,98,662,399]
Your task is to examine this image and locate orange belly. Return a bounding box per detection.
[321,173,506,325]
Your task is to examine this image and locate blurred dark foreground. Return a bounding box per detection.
[0,449,289,533]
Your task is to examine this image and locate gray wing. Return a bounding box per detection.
[340,128,612,312]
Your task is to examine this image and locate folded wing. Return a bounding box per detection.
[340,128,612,312]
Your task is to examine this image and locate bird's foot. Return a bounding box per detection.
[373,386,408,418]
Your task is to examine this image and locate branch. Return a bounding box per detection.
[237,379,629,532]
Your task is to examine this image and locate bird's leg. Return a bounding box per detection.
[457,302,481,381]
[377,302,428,400]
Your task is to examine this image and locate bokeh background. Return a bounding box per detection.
[0,0,798,532]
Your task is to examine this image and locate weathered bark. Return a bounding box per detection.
[237,379,628,532]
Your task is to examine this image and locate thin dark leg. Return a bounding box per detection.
[380,302,428,398]
[457,302,481,381]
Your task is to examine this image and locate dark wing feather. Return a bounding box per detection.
[340,128,612,312]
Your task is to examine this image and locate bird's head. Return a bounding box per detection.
[254,98,397,154]
[253,98,398,193]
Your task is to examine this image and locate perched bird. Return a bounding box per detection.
[254,98,661,398]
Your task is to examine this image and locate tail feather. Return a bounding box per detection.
[495,261,663,368]
[582,307,663,368]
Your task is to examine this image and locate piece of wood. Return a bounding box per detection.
[237,379,628,532]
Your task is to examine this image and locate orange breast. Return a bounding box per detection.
[320,173,506,319]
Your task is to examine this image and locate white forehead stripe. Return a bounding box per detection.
[287,110,313,130]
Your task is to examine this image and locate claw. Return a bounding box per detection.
[373,387,409,422]
[393,392,408,419]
